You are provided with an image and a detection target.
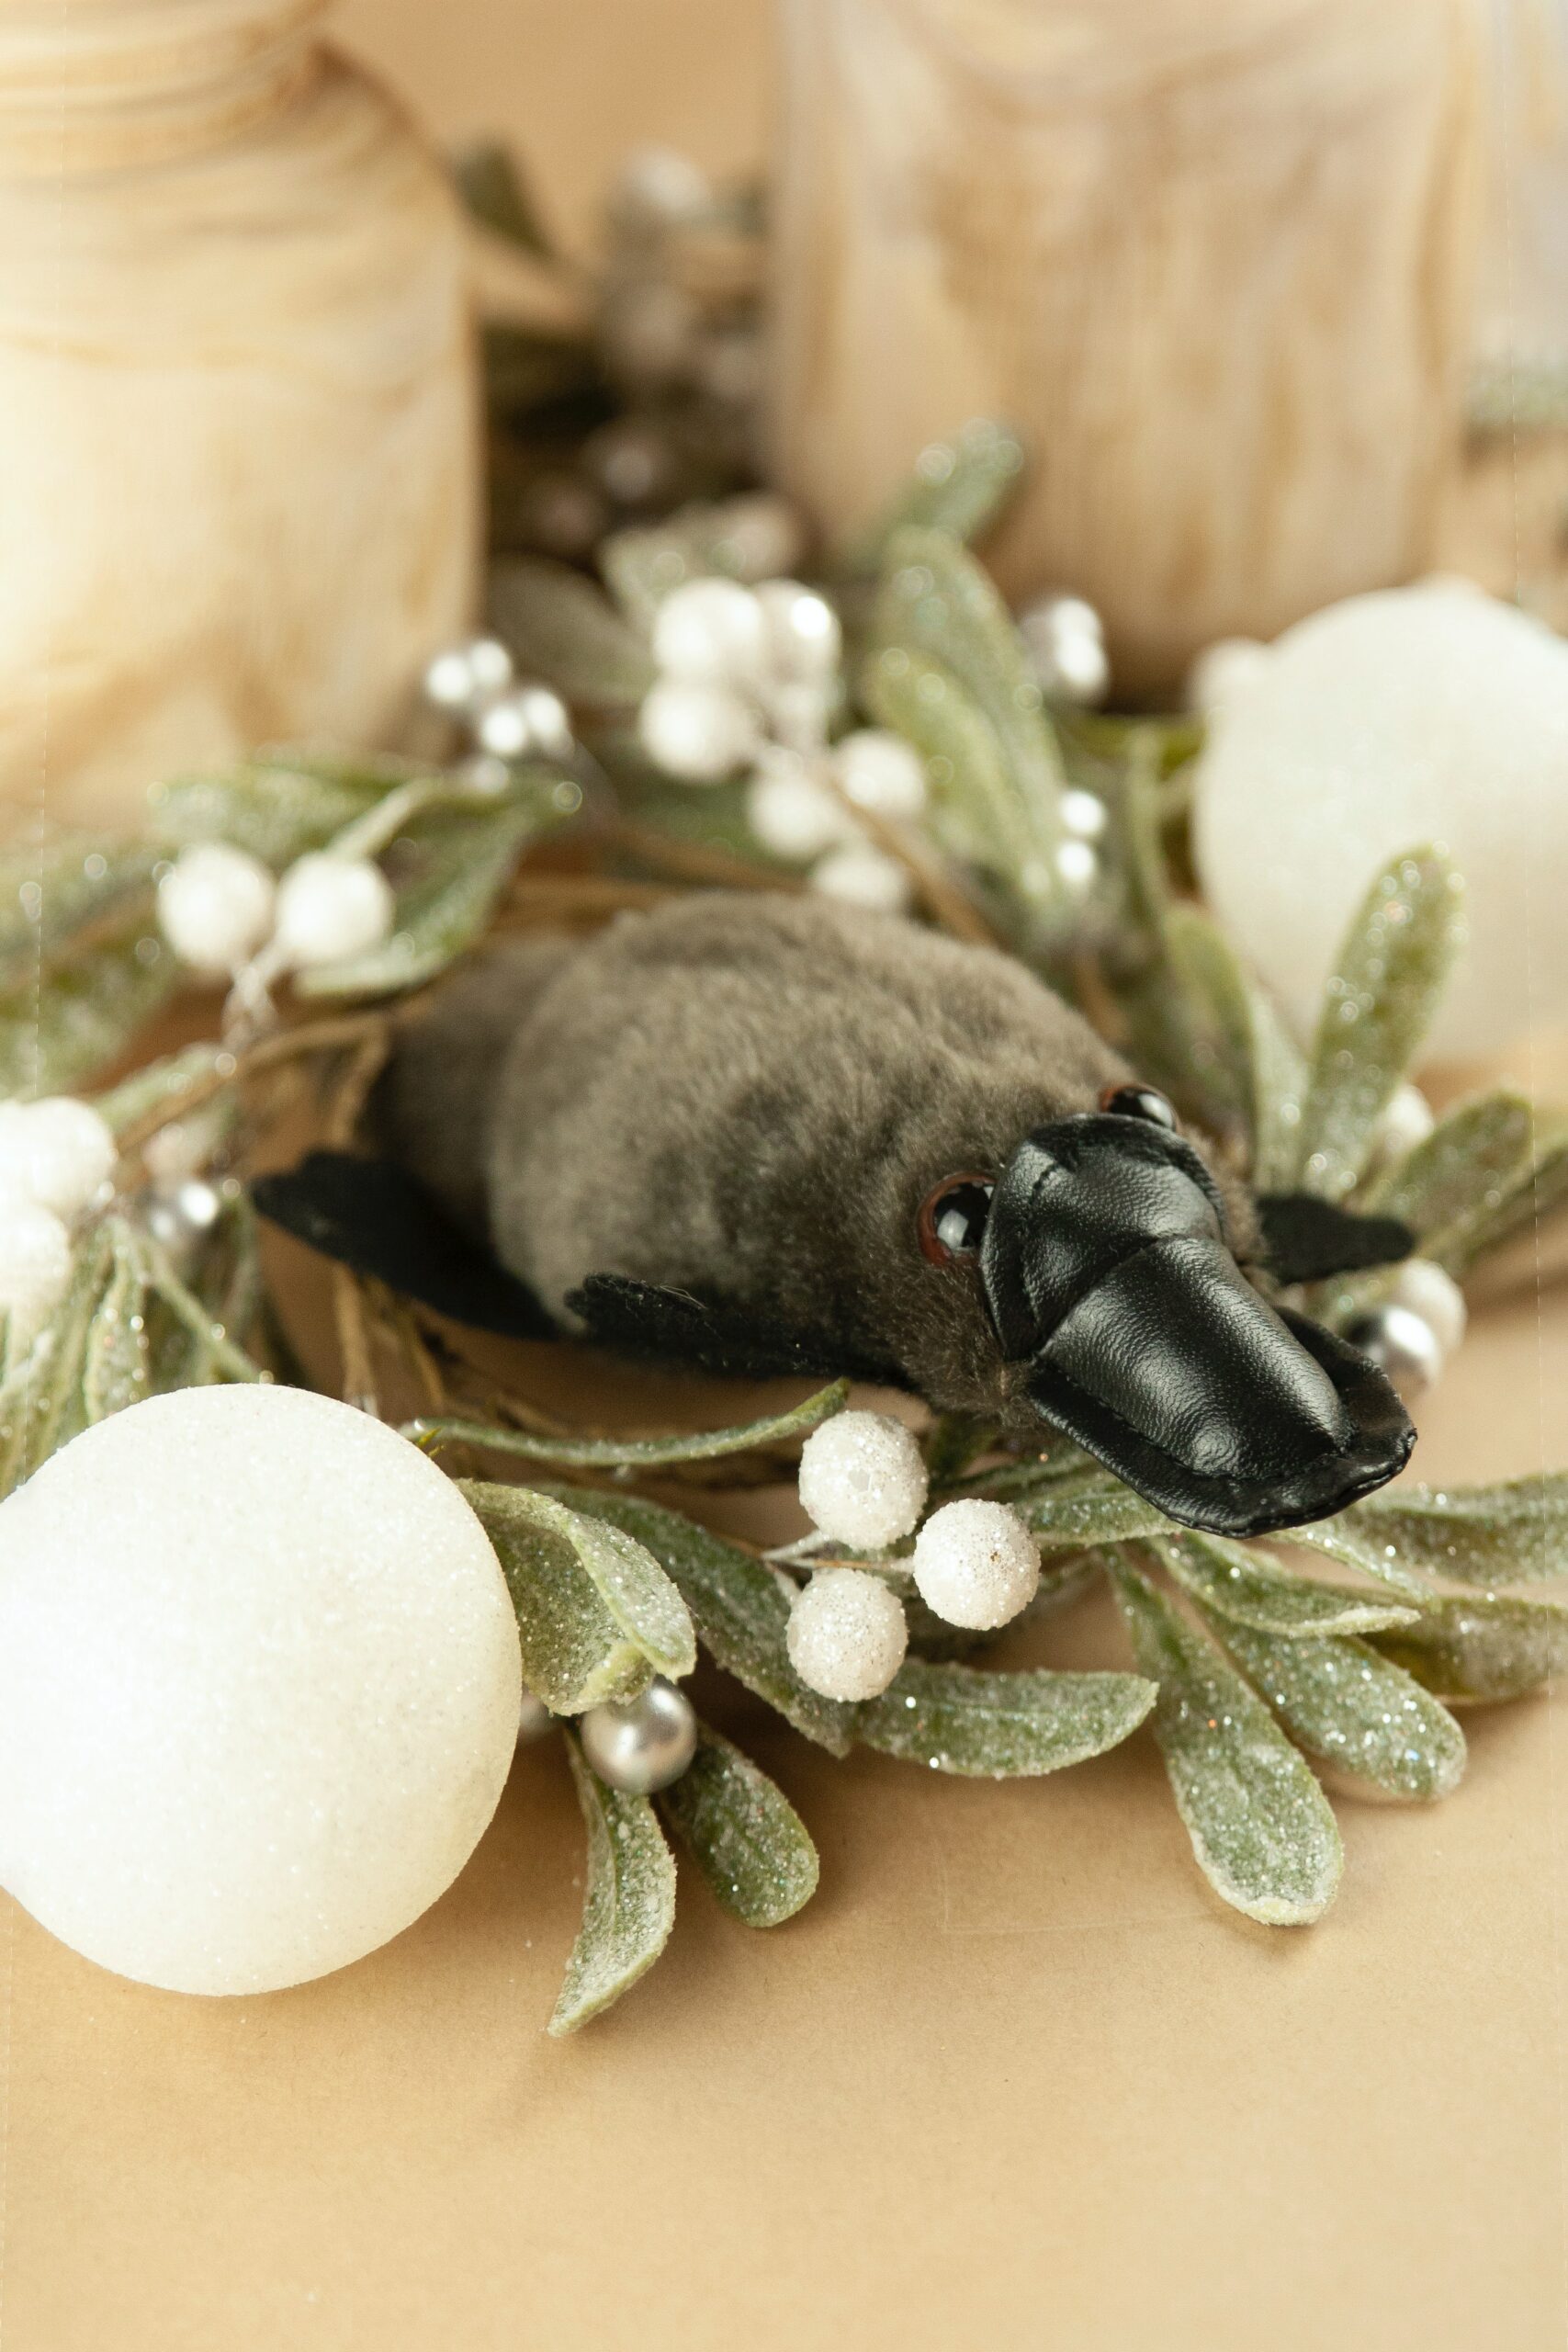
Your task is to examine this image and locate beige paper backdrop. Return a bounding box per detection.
[9,6,1568,2348]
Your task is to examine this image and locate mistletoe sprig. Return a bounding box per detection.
[5,428,1568,2031]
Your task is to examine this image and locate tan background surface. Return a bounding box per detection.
[11,6,1568,2349]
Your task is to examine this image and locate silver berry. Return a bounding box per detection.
[578,1677,697,1794]
[1348,1302,1444,1400]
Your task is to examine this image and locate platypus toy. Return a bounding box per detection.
[256,892,1416,1538]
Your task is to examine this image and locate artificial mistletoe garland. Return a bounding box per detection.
[6,323,1568,2028]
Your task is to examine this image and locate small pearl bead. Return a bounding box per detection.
[1348,1303,1445,1400]
[746,756,854,861]
[475,684,574,761]
[638,681,760,782]
[810,842,912,915]
[755,581,842,683]
[651,578,769,689]
[1060,787,1109,842]
[157,842,276,978]
[423,637,513,715]
[797,1410,929,1550]
[786,1568,908,1702]
[1376,1081,1437,1161]
[273,854,396,970]
[1188,636,1269,717]
[0,1199,73,1347]
[1391,1259,1467,1357]
[0,1098,116,1221]
[911,1499,1041,1630]
[829,729,928,820]
[578,1678,697,1794]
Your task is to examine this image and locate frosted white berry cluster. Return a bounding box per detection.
[0,1095,117,1346]
[634,572,926,916]
[157,841,396,987]
[784,1409,1043,1702]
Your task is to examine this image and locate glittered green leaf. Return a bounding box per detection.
[1159,1531,1417,1639]
[294,798,547,998]
[0,837,159,990]
[1212,1622,1466,1801]
[453,139,558,258]
[549,1736,677,2036]
[92,1041,230,1136]
[1370,1593,1568,1702]
[836,420,1027,573]
[462,1481,691,1705]
[0,1227,110,1490]
[148,753,406,866]
[1164,905,1307,1192]
[860,642,1052,907]
[1351,1474,1568,1586]
[1018,1476,1170,1549]
[82,1222,150,1425]
[658,1724,818,1926]
[855,1657,1155,1778]
[1453,1114,1568,1272]
[1292,847,1466,1199]
[540,1487,857,1755]
[409,1380,848,1471]
[488,555,657,705]
[1359,1091,1537,1271]
[875,529,1064,855]
[1280,1515,1437,1602]
[1110,1559,1342,1924]
[0,921,177,1101]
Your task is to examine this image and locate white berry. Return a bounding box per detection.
[0,1098,116,1221]
[273,854,395,970]
[810,842,912,915]
[474,684,573,761]
[786,1567,908,1702]
[651,578,768,688]
[1060,787,1109,842]
[0,1199,72,1347]
[423,636,513,715]
[157,842,276,977]
[829,729,927,820]
[1392,1258,1468,1357]
[1018,595,1110,707]
[911,1499,1041,1631]
[755,581,842,682]
[797,1410,929,1550]
[637,681,760,782]
[1376,1081,1437,1162]
[746,755,853,861]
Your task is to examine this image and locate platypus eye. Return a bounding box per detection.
[1099,1082,1178,1129]
[918,1174,994,1264]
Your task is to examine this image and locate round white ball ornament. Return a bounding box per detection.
[1192,583,1568,1060]
[0,1385,521,1995]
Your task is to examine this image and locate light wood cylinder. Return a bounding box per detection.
[769,0,1485,692]
[0,0,479,834]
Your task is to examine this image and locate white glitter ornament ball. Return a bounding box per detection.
[797,1409,928,1550]
[810,842,912,915]
[1391,1258,1468,1358]
[157,842,277,978]
[911,1499,1041,1631]
[786,1567,908,1702]
[0,1385,520,1995]
[829,729,928,820]
[0,1200,72,1346]
[0,1096,115,1220]
[273,854,396,970]
[651,578,768,688]
[1193,584,1568,1059]
[638,681,759,782]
